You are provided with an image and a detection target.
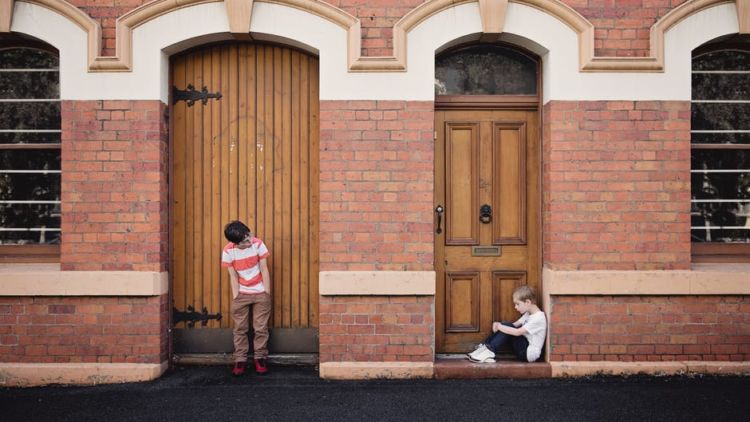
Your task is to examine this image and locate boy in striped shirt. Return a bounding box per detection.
[222,220,272,376]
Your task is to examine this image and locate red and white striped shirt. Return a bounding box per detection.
[221,237,270,295]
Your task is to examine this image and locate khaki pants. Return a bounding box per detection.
[230,292,272,362]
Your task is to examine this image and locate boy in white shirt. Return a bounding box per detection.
[468,285,547,363]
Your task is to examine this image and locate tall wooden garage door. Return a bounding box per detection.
[170,43,319,353]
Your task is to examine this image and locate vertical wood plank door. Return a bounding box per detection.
[435,109,540,353]
[170,43,319,353]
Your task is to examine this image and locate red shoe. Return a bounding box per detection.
[232,361,246,376]
[254,358,268,375]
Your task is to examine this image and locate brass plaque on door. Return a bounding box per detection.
[471,246,501,257]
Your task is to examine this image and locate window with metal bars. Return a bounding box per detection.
[0,45,60,262]
[691,38,750,261]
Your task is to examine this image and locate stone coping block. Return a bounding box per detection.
[319,362,434,379]
[0,362,168,387]
[551,361,750,377]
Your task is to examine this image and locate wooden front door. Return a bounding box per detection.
[435,109,540,353]
[170,43,319,353]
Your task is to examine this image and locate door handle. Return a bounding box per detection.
[435,205,444,234]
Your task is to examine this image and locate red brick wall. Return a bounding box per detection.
[0,295,168,363]
[70,1,689,58]
[568,0,689,57]
[68,0,152,56]
[61,100,168,271]
[550,296,750,361]
[543,101,691,270]
[319,295,434,362]
[319,100,434,271]
[326,0,425,56]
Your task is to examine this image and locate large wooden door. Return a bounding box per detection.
[435,109,540,353]
[170,43,319,353]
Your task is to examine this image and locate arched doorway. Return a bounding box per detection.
[170,43,320,354]
[434,44,542,353]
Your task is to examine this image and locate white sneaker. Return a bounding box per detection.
[466,343,487,360]
[468,346,495,363]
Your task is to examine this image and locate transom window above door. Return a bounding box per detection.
[435,44,538,96]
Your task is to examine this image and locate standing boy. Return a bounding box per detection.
[467,285,547,363]
[222,220,272,376]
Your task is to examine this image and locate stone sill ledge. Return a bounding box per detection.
[1,265,746,296]
[0,264,167,296]
[544,265,750,295]
[320,271,436,295]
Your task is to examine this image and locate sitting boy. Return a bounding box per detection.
[468,285,547,363]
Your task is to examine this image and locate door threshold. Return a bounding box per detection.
[174,353,319,366]
[436,353,519,361]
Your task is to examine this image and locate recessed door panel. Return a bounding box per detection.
[493,123,526,244]
[445,272,480,332]
[445,123,479,245]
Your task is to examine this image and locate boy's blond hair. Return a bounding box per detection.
[512,285,537,304]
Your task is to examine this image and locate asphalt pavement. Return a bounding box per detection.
[2,364,748,422]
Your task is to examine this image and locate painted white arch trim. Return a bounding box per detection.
[381,0,741,101]
[7,0,744,73]
[518,1,739,102]
[6,0,357,72]
[7,0,745,101]
[10,1,346,101]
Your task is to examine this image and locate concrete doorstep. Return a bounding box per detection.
[434,354,552,379]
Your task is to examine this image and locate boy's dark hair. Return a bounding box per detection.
[512,285,537,304]
[224,220,251,244]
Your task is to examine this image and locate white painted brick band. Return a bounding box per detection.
[9,1,739,102]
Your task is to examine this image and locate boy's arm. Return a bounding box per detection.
[500,324,527,336]
[260,258,271,294]
[227,267,240,299]
[492,321,527,336]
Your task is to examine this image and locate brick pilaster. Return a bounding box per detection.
[60,100,168,272]
[319,295,435,363]
[550,296,750,362]
[319,100,434,271]
[0,295,169,364]
[543,100,691,270]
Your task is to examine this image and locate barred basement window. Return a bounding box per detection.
[0,45,60,262]
[691,39,750,261]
